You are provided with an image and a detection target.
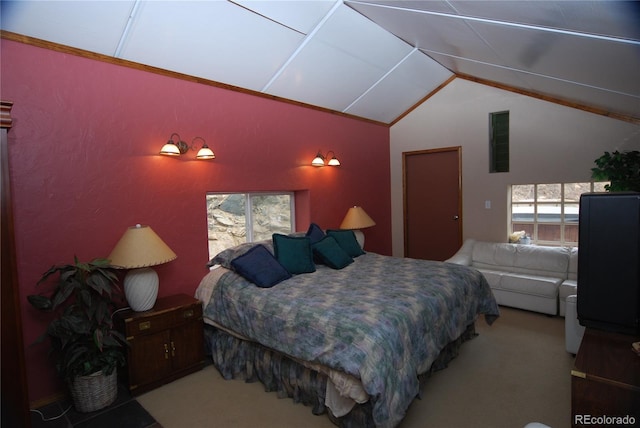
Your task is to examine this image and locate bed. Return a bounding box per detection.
[195,229,499,428]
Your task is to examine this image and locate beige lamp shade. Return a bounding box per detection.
[109,224,176,311]
[340,206,376,230]
[109,224,176,268]
[340,206,376,249]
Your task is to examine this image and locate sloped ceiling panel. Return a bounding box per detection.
[467,20,640,94]
[118,1,305,91]
[517,73,640,119]
[1,0,451,124]
[234,0,336,34]
[448,0,640,40]
[347,0,640,120]
[345,49,454,123]
[264,3,437,121]
[0,0,134,55]
[1,0,639,123]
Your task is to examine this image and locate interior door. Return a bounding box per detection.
[403,147,462,261]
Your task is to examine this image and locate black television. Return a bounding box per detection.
[577,192,640,335]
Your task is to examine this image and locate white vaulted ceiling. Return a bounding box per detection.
[1,0,639,124]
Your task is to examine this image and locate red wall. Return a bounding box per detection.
[1,39,391,403]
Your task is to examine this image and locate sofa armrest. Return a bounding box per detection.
[445,239,475,265]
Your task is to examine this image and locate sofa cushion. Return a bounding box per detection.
[513,245,571,276]
[472,242,516,270]
[471,242,570,278]
[499,273,562,298]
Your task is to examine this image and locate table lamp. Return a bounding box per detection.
[109,224,177,311]
[339,206,376,248]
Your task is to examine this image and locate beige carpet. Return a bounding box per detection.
[137,307,574,428]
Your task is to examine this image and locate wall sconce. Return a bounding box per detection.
[311,150,340,167]
[160,133,215,160]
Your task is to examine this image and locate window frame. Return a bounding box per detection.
[510,182,608,246]
[489,111,509,173]
[206,192,295,259]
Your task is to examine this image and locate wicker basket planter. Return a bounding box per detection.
[67,369,118,413]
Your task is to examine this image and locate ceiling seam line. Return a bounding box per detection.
[343,48,418,114]
[420,48,639,98]
[346,0,640,45]
[228,0,305,35]
[261,0,343,92]
[114,0,142,57]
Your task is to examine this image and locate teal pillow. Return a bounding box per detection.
[312,236,353,269]
[231,245,291,288]
[272,234,316,274]
[327,230,365,257]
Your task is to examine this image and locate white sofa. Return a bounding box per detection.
[446,239,577,316]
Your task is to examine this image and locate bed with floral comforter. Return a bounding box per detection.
[196,246,499,428]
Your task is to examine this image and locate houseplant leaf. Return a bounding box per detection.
[28,257,127,381]
[591,150,640,192]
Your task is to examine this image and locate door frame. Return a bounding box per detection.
[402,146,463,258]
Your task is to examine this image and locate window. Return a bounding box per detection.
[490,111,509,173]
[206,193,294,259]
[510,182,609,246]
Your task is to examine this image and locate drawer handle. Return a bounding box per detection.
[171,341,176,357]
[183,309,194,318]
[139,321,151,331]
[571,369,586,379]
[164,343,169,359]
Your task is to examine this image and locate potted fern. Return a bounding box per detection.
[28,257,127,412]
[591,150,640,192]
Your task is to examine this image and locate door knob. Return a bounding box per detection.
[453,215,459,220]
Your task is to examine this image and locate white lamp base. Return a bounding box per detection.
[124,267,159,311]
[353,229,365,249]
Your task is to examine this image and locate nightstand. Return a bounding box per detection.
[115,294,205,395]
[571,328,640,427]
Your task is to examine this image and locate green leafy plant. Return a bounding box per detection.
[28,257,127,380]
[591,150,640,192]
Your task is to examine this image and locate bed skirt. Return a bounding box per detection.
[204,323,477,427]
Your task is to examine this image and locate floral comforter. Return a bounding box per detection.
[201,252,499,428]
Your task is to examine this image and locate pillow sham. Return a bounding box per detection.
[312,236,353,269]
[208,240,273,268]
[305,222,325,244]
[272,233,316,274]
[230,244,291,288]
[327,229,365,257]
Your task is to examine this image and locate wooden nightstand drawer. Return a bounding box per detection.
[124,313,174,336]
[122,302,201,336]
[176,304,201,322]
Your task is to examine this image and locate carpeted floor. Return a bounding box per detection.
[137,307,574,428]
